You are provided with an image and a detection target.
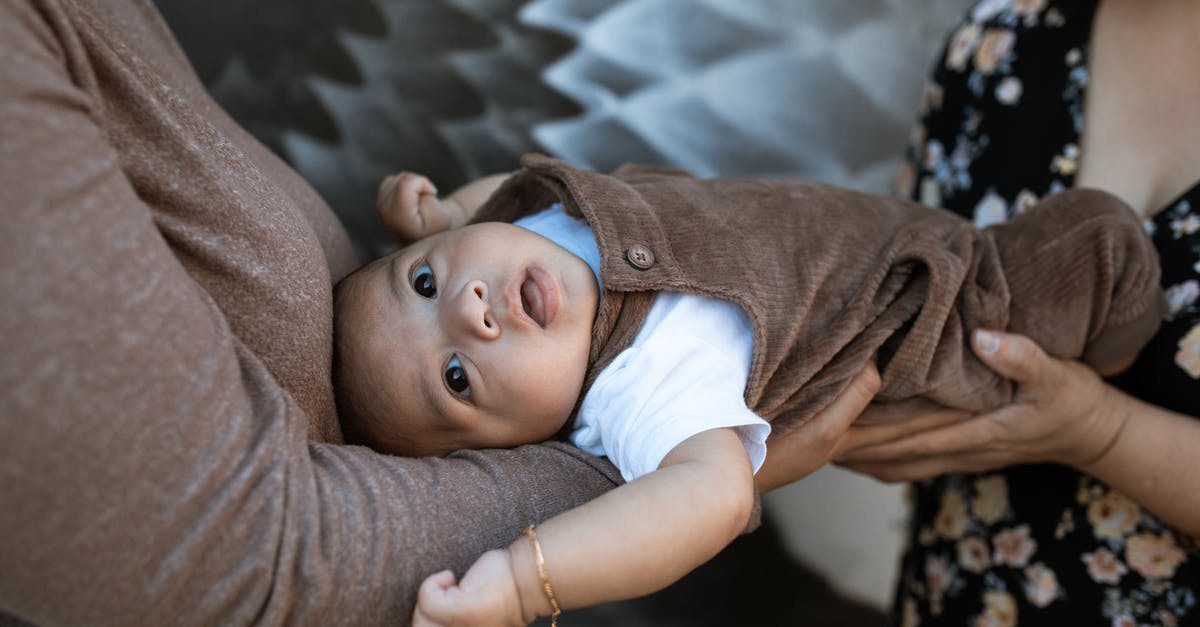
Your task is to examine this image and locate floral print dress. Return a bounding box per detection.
[891,1,1200,625]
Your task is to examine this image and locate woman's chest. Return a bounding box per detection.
[1073,0,1200,217]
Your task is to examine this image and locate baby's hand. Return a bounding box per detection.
[377,172,456,242]
[411,550,528,627]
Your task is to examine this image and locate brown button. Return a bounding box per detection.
[625,244,655,270]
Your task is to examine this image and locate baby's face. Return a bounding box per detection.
[337,222,600,456]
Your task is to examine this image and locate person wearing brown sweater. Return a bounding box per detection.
[0,1,633,624]
[332,154,1165,625]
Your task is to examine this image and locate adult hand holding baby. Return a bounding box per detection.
[753,362,882,493]
[837,329,1122,480]
[838,329,1200,537]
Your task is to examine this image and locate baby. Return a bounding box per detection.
[332,154,1164,624]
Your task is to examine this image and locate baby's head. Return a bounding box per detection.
[333,222,600,456]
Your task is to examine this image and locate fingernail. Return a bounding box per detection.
[974,329,1000,354]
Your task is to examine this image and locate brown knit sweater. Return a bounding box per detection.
[0,2,619,625]
[476,154,1165,434]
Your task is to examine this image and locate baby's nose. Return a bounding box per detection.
[454,279,499,340]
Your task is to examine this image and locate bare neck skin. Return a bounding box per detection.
[1075,0,1200,218]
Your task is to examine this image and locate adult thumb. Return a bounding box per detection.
[971,329,1048,384]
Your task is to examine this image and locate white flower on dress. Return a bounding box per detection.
[971,0,1012,23]
[1023,562,1061,608]
[976,590,1018,627]
[1051,143,1079,175]
[921,177,943,209]
[1012,0,1046,18]
[974,191,1009,228]
[924,139,946,170]
[995,76,1023,105]
[1014,189,1039,214]
[925,554,954,616]
[993,524,1037,568]
[974,29,1017,75]
[1077,477,1104,504]
[1125,532,1187,579]
[1165,280,1199,317]
[1169,213,1200,239]
[972,475,1009,524]
[1087,490,1141,540]
[926,555,952,596]
[1082,548,1127,585]
[936,488,971,539]
[947,23,983,71]
[1176,323,1200,379]
[958,536,992,574]
[951,139,973,171]
[1053,508,1075,540]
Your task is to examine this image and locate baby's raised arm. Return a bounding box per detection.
[376,172,511,243]
[412,427,755,625]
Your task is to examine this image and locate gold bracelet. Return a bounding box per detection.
[523,525,562,627]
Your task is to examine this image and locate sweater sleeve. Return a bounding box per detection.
[0,2,619,625]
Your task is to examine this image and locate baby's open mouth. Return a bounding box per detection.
[520,274,548,328]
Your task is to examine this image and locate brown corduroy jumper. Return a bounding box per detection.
[474,154,1165,435]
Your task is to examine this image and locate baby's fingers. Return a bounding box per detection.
[422,569,458,591]
[398,173,438,199]
[379,173,436,213]
[413,570,459,626]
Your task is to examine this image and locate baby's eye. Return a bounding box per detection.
[444,355,470,398]
[412,264,436,298]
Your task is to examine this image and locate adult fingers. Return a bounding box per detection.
[839,448,1002,483]
[838,413,1002,464]
[821,362,882,431]
[839,406,971,455]
[808,363,881,458]
[856,396,947,425]
[767,363,879,447]
[757,364,881,492]
[971,329,1053,385]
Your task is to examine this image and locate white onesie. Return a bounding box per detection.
[516,205,770,482]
